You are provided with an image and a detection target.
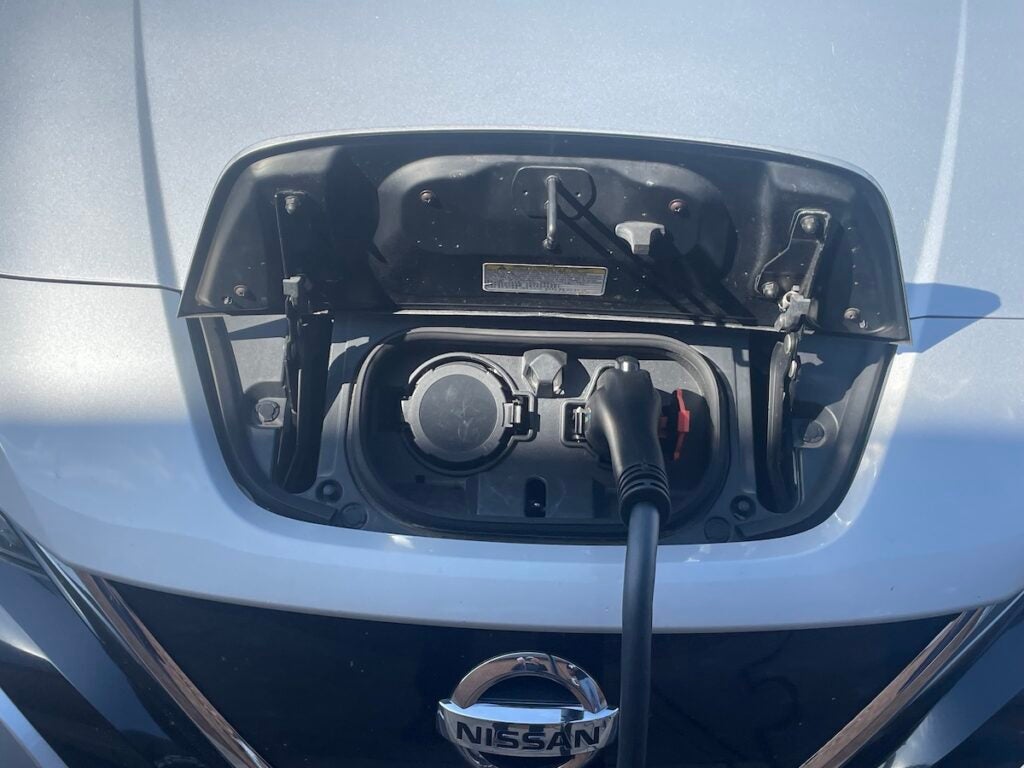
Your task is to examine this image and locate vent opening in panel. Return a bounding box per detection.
[525,477,547,518]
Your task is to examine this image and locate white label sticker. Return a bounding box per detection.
[482,263,608,297]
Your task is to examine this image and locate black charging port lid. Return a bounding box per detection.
[401,359,516,469]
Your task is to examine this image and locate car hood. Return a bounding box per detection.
[0,0,1017,319]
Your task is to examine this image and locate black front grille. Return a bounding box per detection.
[115,583,949,768]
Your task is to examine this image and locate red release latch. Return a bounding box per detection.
[658,388,692,461]
[671,388,691,461]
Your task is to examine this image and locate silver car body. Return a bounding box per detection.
[0,0,1021,637]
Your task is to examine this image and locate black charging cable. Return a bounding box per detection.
[618,500,660,768]
[584,357,671,768]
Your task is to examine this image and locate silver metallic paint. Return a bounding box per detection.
[0,277,1021,631]
[2,0,1022,319]
[0,688,67,768]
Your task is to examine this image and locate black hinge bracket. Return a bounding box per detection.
[756,209,831,321]
[758,209,830,512]
[273,192,336,493]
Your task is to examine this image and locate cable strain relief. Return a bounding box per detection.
[618,463,671,523]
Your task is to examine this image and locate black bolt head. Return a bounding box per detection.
[255,399,281,424]
[799,214,819,235]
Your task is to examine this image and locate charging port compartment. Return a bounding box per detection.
[181,129,911,546]
[347,327,725,539]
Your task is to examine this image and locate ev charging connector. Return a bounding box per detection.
[583,356,671,768]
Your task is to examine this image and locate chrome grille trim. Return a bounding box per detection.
[801,591,1024,768]
[30,543,271,768]
[28,535,1020,768]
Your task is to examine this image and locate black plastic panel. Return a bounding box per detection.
[937,694,1024,767]
[347,327,725,540]
[114,583,951,768]
[180,131,910,342]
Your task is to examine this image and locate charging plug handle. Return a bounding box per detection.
[584,356,671,522]
[584,356,670,768]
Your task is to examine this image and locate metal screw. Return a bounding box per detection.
[316,479,343,504]
[731,495,755,520]
[801,420,826,445]
[704,517,732,543]
[419,189,435,204]
[782,332,797,356]
[669,199,686,214]
[222,296,233,306]
[844,307,861,322]
[334,503,368,529]
[799,214,819,235]
[233,284,249,298]
[283,194,300,215]
[254,399,280,424]
[761,281,779,300]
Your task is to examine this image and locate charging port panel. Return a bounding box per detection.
[344,326,726,540]
[196,312,892,544]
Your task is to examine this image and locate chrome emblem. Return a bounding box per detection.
[437,652,618,768]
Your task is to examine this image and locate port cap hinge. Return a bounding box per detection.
[756,209,833,511]
[274,191,336,493]
[757,209,831,333]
